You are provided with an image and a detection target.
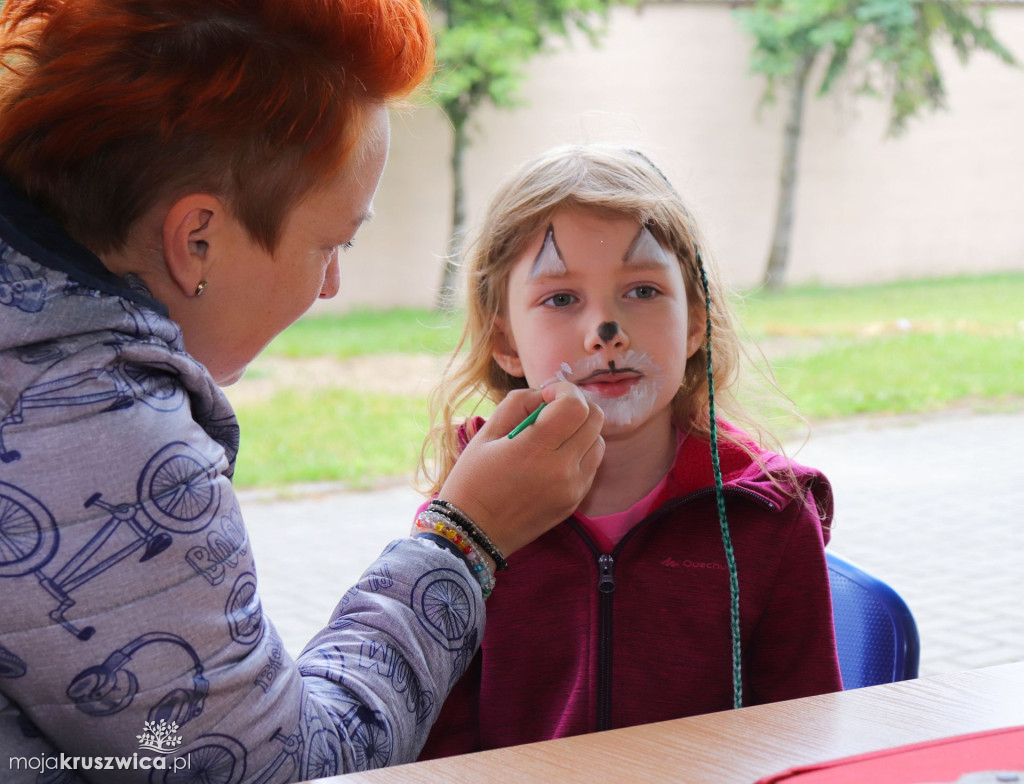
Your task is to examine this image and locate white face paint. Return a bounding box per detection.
[506,209,694,438]
[545,350,665,427]
[529,224,568,280]
[624,225,672,269]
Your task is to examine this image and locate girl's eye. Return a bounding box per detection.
[543,293,577,308]
[627,285,659,300]
[341,240,355,251]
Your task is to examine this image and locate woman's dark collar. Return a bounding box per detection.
[0,175,168,316]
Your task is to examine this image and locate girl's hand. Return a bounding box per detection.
[437,382,604,557]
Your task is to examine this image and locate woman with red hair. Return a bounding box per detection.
[0,0,603,777]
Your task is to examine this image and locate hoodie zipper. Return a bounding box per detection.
[571,485,776,733]
[596,553,616,730]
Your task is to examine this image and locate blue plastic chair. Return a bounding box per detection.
[827,551,920,689]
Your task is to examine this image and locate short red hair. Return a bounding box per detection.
[0,0,433,253]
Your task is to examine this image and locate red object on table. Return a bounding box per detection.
[757,725,1024,783]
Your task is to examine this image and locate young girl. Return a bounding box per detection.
[416,144,842,757]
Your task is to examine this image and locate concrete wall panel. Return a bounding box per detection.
[320,4,1024,313]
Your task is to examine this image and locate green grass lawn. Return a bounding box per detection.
[231,273,1024,489]
[737,272,1024,332]
[235,387,432,489]
[738,273,1024,419]
[263,307,464,358]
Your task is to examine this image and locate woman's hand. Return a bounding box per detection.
[437,382,604,557]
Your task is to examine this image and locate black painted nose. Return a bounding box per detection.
[597,321,619,343]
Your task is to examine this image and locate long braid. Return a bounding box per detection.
[625,148,742,708]
[697,248,743,709]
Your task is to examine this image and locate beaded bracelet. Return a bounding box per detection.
[414,510,496,599]
[414,508,496,599]
[428,499,509,571]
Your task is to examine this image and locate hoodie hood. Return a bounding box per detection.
[0,176,238,469]
[656,423,834,543]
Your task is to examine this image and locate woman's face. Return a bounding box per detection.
[187,106,390,385]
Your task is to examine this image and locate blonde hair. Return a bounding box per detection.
[420,143,788,495]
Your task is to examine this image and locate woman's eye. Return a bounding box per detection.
[543,293,577,308]
[323,241,354,263]
[328,240,355,255]
[628,285,659,300]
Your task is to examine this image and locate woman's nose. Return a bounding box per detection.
[319,256,341,299]
[587,320,628,352]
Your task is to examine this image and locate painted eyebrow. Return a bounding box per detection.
[623,224,672,268]
[529,224,569,280]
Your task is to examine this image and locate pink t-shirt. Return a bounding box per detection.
[574,429,684,552]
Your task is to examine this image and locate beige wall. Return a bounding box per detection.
[321,3,1024,313]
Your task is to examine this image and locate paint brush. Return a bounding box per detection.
[507,401,547,439]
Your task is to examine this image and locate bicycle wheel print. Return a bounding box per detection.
[141,442,219,533]
[0,482,58,577]
[410,568,476,651]
[226,572,264,646]
[152,734,246,784]
[123,362,187,413]
[302,727,341,780]
[423,579,470,639]
[350,715,392,771]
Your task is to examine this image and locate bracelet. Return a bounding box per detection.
[414,510,495,599]
[429,499,509,571]
[414,509,496,599]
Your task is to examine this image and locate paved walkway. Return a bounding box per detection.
[240,407,1024,678]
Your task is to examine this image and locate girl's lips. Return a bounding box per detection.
[579,371,643,398]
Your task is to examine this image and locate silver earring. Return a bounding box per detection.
[194,280,208,297]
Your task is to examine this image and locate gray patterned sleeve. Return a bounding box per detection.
[0,280,485,781]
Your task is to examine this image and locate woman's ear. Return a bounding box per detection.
[161,194,222,298]
[491,315,525,377]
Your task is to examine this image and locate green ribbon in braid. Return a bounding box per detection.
[623,147,742,708]
[696,248,743,710]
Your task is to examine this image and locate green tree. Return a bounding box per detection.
[735,0,1017,290]
[428,0,623,311]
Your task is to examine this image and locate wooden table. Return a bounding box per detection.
[327,662,1024,783]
